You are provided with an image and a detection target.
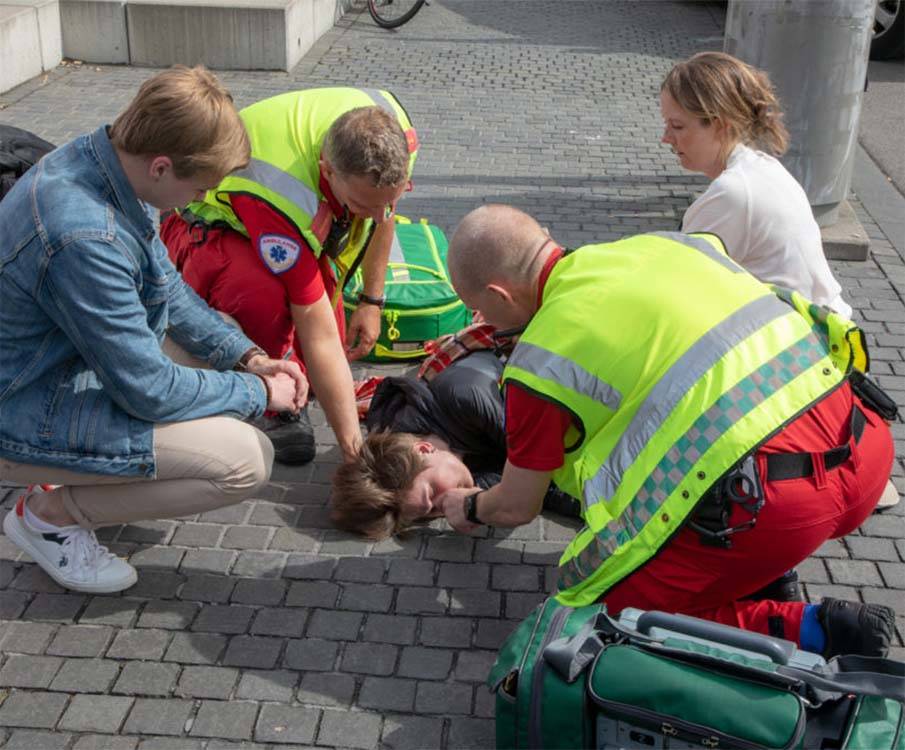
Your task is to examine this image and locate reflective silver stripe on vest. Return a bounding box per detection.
[583,293,791,506]
[508,342,622,412]
[389,230,410,281]
[652,231,743,274]
[361,88,397,117]
[230,158,319,216]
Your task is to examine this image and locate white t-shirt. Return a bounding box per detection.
[681,143,851,318]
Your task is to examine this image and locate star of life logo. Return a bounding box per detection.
[259,234,301,274]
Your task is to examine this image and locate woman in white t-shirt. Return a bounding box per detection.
[660,51,851,317]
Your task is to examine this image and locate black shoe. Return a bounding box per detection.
[817,597,895,659]
[256,407,316,465]
[744,570,803,602]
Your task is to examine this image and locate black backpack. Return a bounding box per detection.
[0,124,56,201]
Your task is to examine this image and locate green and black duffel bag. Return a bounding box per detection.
[489,598,905,749]
[342,216,471,362]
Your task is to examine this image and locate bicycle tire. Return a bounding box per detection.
[368,0,426,28]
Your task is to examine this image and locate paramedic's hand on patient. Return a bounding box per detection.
[440,487,482,534]
[346,303,381,361]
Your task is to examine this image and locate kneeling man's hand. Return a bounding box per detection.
[438,487,482,534]
[247,355,309,411]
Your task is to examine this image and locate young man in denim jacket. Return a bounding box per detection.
[0,66,308,594]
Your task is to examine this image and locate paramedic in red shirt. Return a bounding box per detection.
[160,88,418,465]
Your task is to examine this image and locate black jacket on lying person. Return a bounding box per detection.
[365,351,580,517]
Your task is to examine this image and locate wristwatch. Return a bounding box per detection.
[464,489,485,525]
[357,292,386,310]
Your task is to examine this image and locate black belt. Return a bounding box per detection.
[764,405,867,482]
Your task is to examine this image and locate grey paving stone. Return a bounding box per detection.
[3,729,72,750]
[46,624,113,657]
[50,658,120,693]
[415,681,473,714]
[879,561,905,588]
[358,676,416,712]
[10,565,65,593]
[23,593,86,622]
[455,649,498,682]
[268,527,320,553]
[248,500,296,526]
[254,704,319,745]
[123,698,193,735]
[0,654,62,688]
[138,601,199,630]
[236,669,298,702]
[306,609,363,640]
[251,607,307,637]
[475,619,519,650]
[137,738,204,750]
[179,574,237,604]
[286,580,340,608]
[59,694,134,733]
[317,709,382,750]
[425,536,474,562]
[812,539,850,558]
[447,717,496,749]
[107,627,171,660]
[118,521,175,545]
[171,523,223,548]
[474,685,496,718]
[862,586,905,616]
[826,559,884,587]
[283,637,338,672]
[0,620,56,654]
[129,571,186,600]
[370,535,422,558]
[0,591,29,620]
[397,646,452,680]
[296,671,356,707]
[79,597,141,627]
[283,554,336,580]
[341,641,398,675]
[190,700,259,740]
[192,604,254,634]
[200,502,252,525]
[113,661,180,696]
[796,557,829,585]
[395,587,450,615]
[386,559,436,586]
[449,589,503,618]
[222,525,271,550]
[180,549,235,576]
[129,545,186,571]
[175,665,238,700]
[232,551,286,578]
[231,578,286,606]
[72,734,139,750]
[164,632,228,665]
[335,557,387,582]
[438,562,490,590]
[339,583,394,612]
[845,536,902,562]
[362,614,418,645]
[505,591,546,620]
[380,715,444,750]
[492,564,542,591]
[474,539,524,564]
[0,690,68,728]
[859,514,905,539]
[222,635,283,669]
[420,617,473,648]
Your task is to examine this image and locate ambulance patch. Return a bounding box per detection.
[259,234,300,274]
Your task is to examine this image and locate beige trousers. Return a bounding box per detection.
[1,320,271,528]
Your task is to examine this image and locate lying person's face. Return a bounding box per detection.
[400,442,474,522]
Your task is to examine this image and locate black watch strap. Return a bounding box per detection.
[357,292,386,309]
[465,490,484,525]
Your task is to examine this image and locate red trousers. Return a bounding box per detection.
[160,214,345,375]
[602,384,894,647]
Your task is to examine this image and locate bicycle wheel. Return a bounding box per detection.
[368,0,425,28]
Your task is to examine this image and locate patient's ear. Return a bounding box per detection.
[413,441,436,455]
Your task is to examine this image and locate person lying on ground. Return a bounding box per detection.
[0,66,306,594]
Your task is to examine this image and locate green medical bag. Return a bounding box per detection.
[342,217,471,362]
[489,598,905,749]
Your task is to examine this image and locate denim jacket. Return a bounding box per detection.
[0,126,266,477]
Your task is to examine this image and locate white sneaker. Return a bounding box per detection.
[876,479,900,511]
[2,486,137,593]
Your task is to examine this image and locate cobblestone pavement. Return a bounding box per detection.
[1,2,903,748]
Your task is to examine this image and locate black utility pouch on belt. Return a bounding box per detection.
[849,370,899,422]
[688,454,765,549]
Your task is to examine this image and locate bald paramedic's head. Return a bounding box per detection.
[448,204,554,330]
